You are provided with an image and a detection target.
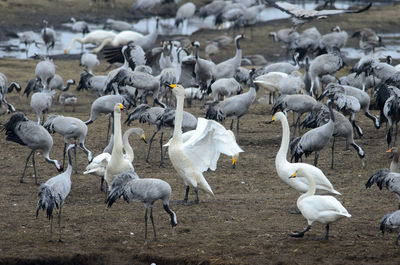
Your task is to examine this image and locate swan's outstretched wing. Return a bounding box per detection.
[83,153,111,175]
[181,118,244,172]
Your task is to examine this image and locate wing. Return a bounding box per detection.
[182,118,244,172]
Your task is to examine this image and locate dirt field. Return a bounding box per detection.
[1,1,400,265]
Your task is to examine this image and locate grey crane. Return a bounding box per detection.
[355,56,398,84]
[206,68,257,143]
[49,74,75,91]
[291,27,321,61]
[380,210,400,245]
[85,94,135,141]
[18,31,40,58]
[387,147,400,173]
[264,0,372,29]
[3,112,63,184]
[254,52,300,76]
[290,101,334,166]
[272,94,318,136]
[214,34,244,80]
[234,3,265,38]
[44,115,93,172]
[308,48,343,98]
[191,41,216,93]
[302,102,365,169]
[366,168,400,209]
[207,35,233,48]
[352,28,382,54]
[318,26,348,53]
[106,169,177,241]
[36,143,75,242]
[211,77,243,102]
[269,28,299,49]
[70,17,90,36]
[58,92,77,112]
[30,89,55,125]
[198,0,228,19]
[175,2,196,27]
[41,20,55,55]
[76,71,108,96]
[0,73,20,113]
[382,93,400,147]
[319,82,380,130]
[80,53,99,74]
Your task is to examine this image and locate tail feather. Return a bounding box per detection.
[205,102,224,121]
[36,185,55,219]
[380,213,392,235]
[105,170,138,207]
[289,137,302,162]
[366,168,390,189]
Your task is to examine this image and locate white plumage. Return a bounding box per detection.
[289,168,351,240]
[166,84,244,205]
[271,111,340,195]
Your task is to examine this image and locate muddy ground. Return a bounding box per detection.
[1,1,400,265]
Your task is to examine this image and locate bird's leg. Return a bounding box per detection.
[236,118,240,144]
[146,127,160,163]
[159,128,164,168]
[296,113,302,135]
[173,186,190,205]
[331,137,335,169]
[106,115,112,144]
[396,234,400,246]
[314,151,319,167]
[395,122,398,146]
[100,177,105,192]
[32,152,38,185]
[49,215,53,242]
[79,143,92,163]
[150,207,157,241]
[62,143,67,169]
[193,187,199,205]
[323,224,330,240]
[230,118,234,130]
[21,151,33,183]
[290,225,311,237]
[58,205,64,242]
[144,208,148,242]
[74,145,78,174]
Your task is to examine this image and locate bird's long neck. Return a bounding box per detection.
[172,94,184,143]
[65,37,83,54]
[93,38,113,53]
[122,128,140,162]
[65,146,74,175]
[195,45,199,60]
[276,115,290,163]
[299,171,316,200]
[233,39,242,66]
[112,111,124,157]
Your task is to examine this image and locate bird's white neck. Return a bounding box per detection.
[276,115,290,166]
[112,111,124,157]
[298,171,316,202]
[172,94,184,143]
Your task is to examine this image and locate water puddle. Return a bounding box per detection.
[0,1,397,59]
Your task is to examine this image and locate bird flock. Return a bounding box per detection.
[3,0,400,251]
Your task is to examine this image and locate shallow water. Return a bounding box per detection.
[0,1,397,59]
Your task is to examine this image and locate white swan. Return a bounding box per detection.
[64,30,117,54]
[84,127,145,190]
[271,112,340,195]
[92,30,144,53]
[104,103,134,189]
[166,84,244,205]
[289,168,351,240]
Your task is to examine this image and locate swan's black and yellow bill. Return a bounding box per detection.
[265,115,275,124]
[168,84,177,89]
[289,171,297,179]
[118,103,124,110]
[232,156,237,169]
[141,133,147,144]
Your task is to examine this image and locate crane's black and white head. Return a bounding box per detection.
[191,41,200,48]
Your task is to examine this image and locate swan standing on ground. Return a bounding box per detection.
[104,103,135,189]
[167,84,244,205]
[84,127,145,191]
[268,112,340,195]
[36,143,75,242]
[4,112,63,184]
[106,169,177,241]
[288,168,351,239]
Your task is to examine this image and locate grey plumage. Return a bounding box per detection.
[211,77,242,102]
[49,74,75,91]
[36,143,75,242]
[290,101,334,166]
[0,73,20,113]
[192,41,216,93]
[272,94,318,136]
[380,210,400,245]
[318,26,348,53]
[206,68,257,142]
[76,71,107,96]
[44,115,93,170]
[41,20,55,54]
[366,168,400,209]
[214,34,244,80]
[106,169,177,241]
[3,112,63,184]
